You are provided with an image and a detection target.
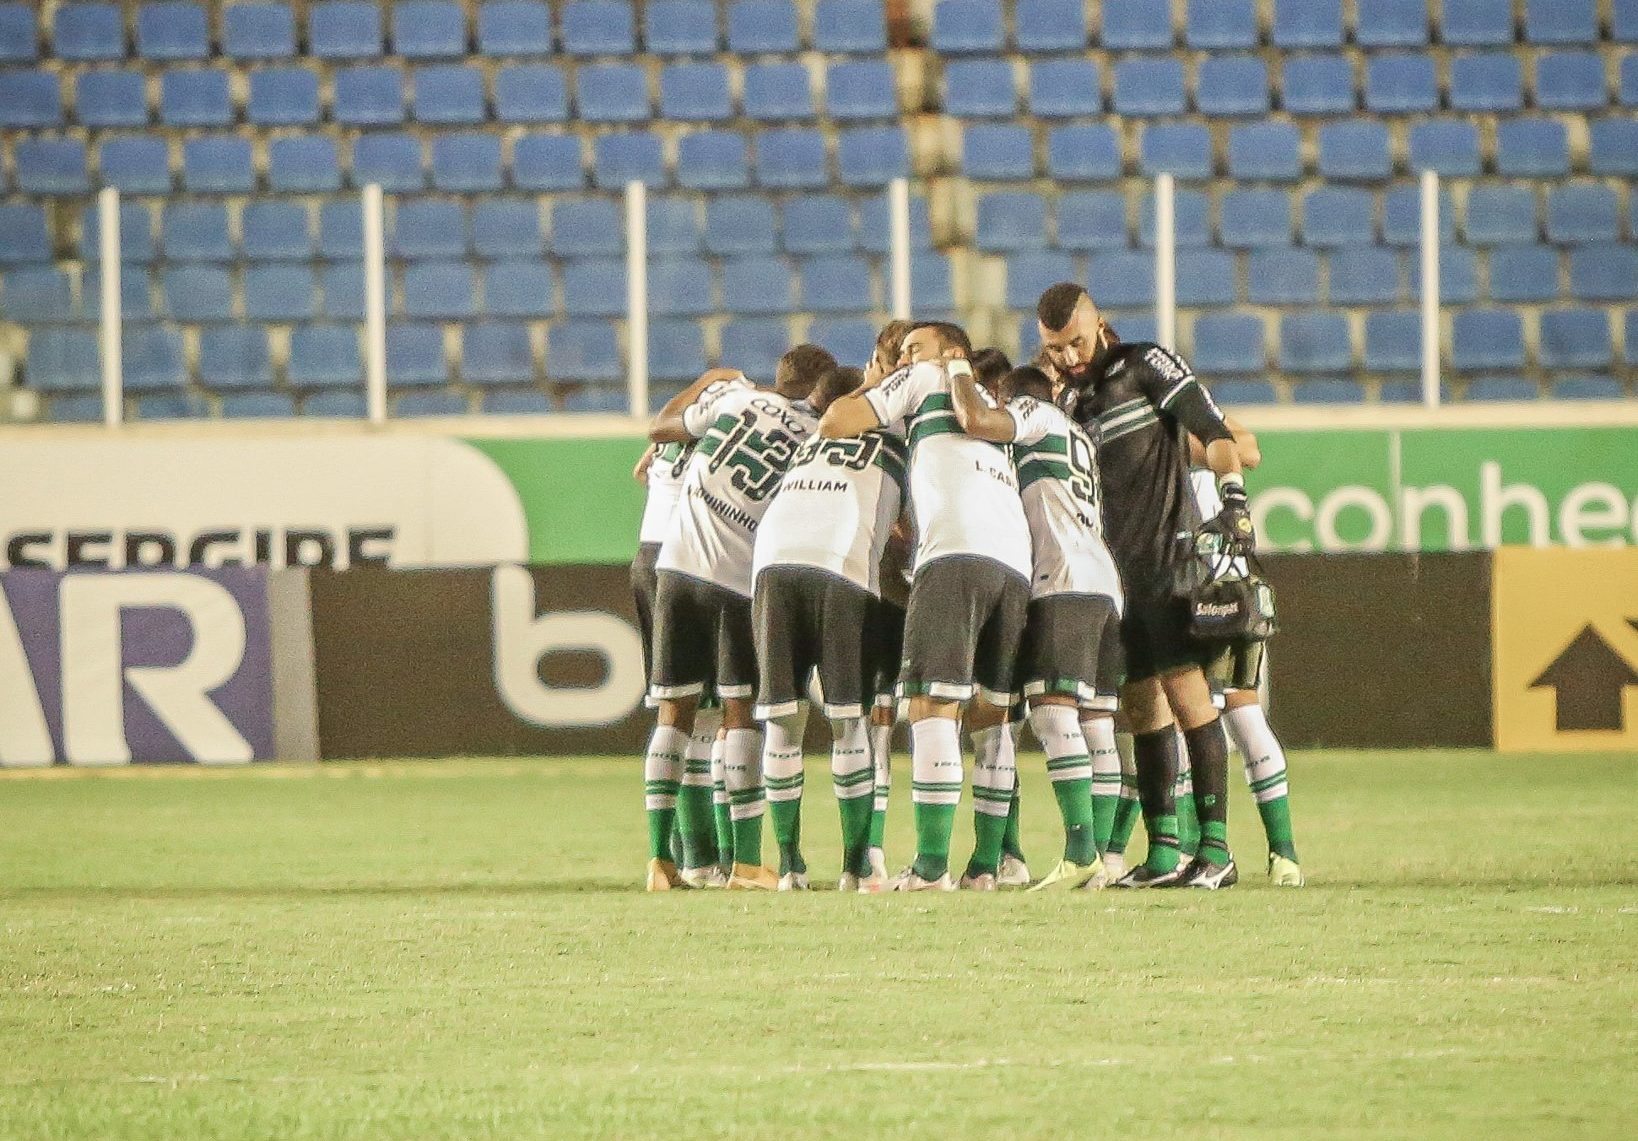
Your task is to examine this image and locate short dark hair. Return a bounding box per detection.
[910,321,973,358]
[811,365,864,410]
[774,343,838,399]
[1002,366,1054,402]
[874,319,915,363]
[970,348,1012,394]
[1036,282,1087,332]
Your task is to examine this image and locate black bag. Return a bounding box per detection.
[1180,528,1278,642]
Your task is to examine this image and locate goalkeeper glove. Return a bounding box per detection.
[1214,473,1256,552]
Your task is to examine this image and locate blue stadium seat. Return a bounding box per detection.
[161,204,231,261]
[14,139,88,195]
[563,386,629,412]
[964,125,1034,181]
[1550,376,1623,401]
[1028,59,1101,117]
[136,3,208,59]
[1408,120,1481,176]
[478,1,551,54]
[352,133,425,192]
[384,325,447,385]
[1220,189,1291,248]
[46,394,109,423]
[53,3,123,60]
[1012,0,1085,50]
[464,324,538,384]
[547,320,621,382]
[646,2,718,53]
[593,132,665,189]
[494,65,569,121]
[1625,310,1638,365]
[99,142,171,198]
[758,129,829,188]
[1525,0,1595,43]
[816,0,887,52]
[414,66,485,123]
[944,58,1017,118]
[1449,53,1521,111]
[677,130,750,189]
[1186,0,1256,47]
[393,200,466,259]
[308,2,381,57]
[562,2,636,55]
[1212,379,1278,404]
[1329,247,1402,304]
[27,330,99,391]
[728,2,799,52]
[1547,185,1618,244]
[743,63,814,120]
[1139,123,1211,179]
[1318,122,1391,180]
[1281,55,1354,114]
[2,268,73,324]
[912,252,957,312]
[1361,312,1419,371]
[219,393,295,419]
[578,64,650,122]
[1488,245,1558,302]
[977,192,1049,253]
[123,327,188,389]
[1357,0,1430,46]
[552,199,623,257]
[1365,53,1438,112]
[0,205,50,264]
[392,1,465,58]
[248,67,319,125]
[838,128,914,187]
[1289,379,1365,404]
[473,201,544,258]
[1538,309,1611,368]
[396,391,467,416]
[784,196,855,254]
[801,256,874,312]
[1441,0,1512,44]
[264,136,337,193]
[0,71,62,127]
[482,390,553,414]
[1113,58,1185,115]
[334,66,405,125]
[1495,119,1568,176]
[77,202,153,264]
[1196,56,1268,116]
[160,69,231,126]
[1005,252,1075,309]
[75,71,146,127]
[1279,313,1352,372]
[1102,0,1174,49]
[245,265,316,321]
[1174,249,1236,305]
[1452,310,1524,369]
[134,392,211,420]
[807,319,875,368]
[511,134,585,190]
[80,262,155,320]
[287,326,360,387]
[432,134,503,192]
[649,320,707,380]
[719,318,788,377]
[1385,193,1455,247]
[1047,125,1122,182]
[1227,123,1301,181]
[1056,191,1129,251]
[1303,189,1374,247]
[162,266,231,321]
[1272,0,1340,45]
[1535,52,1606,110]
[649,258,713,316]
[199,327,273,388]
[860,194,934,251]
[828,60,899,120]
[1247,248,1319,304]
[722,256,795,314]
[402,262,476,318]
[561,259,626,317]
[1461,376,1535,401]
[932,0,1004,53]
[224,3,295,57]
[1086,251,1154,308]
[1617,0,1638,40]
[0,2,29,60]
[318,263,363,318]
[1465,186,1537,245]
[661,63,732,120]
[1190,314,1264,374]
[1569,247,1638,302]
[1589,120,1638,176]
[484,262,553,317]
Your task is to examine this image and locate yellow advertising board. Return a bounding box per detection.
[1493,548,1638,752]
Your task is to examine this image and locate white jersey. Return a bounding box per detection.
[1008,395,1124,608]
[863,362,1032,582]
[637,441,691,545]
[753,429,907,595]
[1190,467,1249,577]
[658,380,818,598]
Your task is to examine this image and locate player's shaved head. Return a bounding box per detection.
[774,343,838,400]
[900,321,972,365]
[1002,366,1054,402]
[1035,283,1108,384]
[970,348,1012,397]
[810,365,864,411]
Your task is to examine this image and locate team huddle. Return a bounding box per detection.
[632,283,1303,893]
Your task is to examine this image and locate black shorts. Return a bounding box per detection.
[899,554,1030,707]
[631,542,661,681]
[1207,638,1267,697]
[870,597,906,707]
[650,570,757,701]
[1119,592,1214,684]
[753,565,874,720]
[1019,592,1120,711]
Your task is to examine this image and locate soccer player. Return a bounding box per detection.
[948,363,1125,890]
[819,322,1033,892]
[752,366,907,890]
[1039,282,1250,890]
[641,346,836,891]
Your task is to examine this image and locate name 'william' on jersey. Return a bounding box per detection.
[658,380,817,597]
[863,361,1031,582]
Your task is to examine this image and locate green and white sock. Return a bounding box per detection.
[643,725,686,861]
[1174,729,1200,859]
[909,717,963,881]
[1031,704,1096,865]
[869,718,892,850]
[711,738,734,867]
[1132,728,1181,874]
[830,717,874,877]
[1084,714,1121,855]
[679,708,720,868]
[1107,730,1141,856]
[762,709,807,876]
[1225,703,1298,862]
[721,727,765,867]
[967,723,1016,877]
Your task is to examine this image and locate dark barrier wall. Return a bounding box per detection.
[1261,553,1493,749]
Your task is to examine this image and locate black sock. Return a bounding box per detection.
[1184,718,1232,865]
[1132,729,1179,830]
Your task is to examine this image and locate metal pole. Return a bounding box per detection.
[1419,169,1441,410]
[97,187,122,428]
[1154,172,1177,350]
[888,177,911,320]
[626,180,649,418]
[362,183,387,425]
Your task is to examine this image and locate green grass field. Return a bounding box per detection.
[2,750,1634,1139]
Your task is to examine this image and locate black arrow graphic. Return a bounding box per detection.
[1528,624,1638,732]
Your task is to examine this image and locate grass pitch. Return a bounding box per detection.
[1,750,1634,1139]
